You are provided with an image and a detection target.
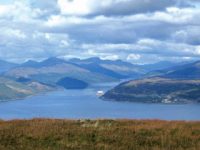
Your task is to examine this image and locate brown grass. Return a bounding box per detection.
[0,119,199,150]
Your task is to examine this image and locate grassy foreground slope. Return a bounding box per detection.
[0,119,199,150]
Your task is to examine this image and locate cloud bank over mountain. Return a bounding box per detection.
[0,0,200,63]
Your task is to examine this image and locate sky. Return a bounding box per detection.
[0,0,200,64]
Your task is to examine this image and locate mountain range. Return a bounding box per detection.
[0,57,142,100]
[0,57,197,102]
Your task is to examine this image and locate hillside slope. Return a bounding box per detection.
[103,60,200,104]
[0,77,54,101]
[103,77,200,103]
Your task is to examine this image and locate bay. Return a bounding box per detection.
[0,82,199,120]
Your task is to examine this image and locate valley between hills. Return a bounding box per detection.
[0,57,200,104]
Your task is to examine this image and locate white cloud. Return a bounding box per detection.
[45,15,89,27]
[0,4,12,17]
[0,28,26,39]
[0,1,43,23]
[58,0,177,16]
[58,0,94,16]
[0,0,200,63]
[7,29,26,39]
[60,40,70,47]
[102,55,119,60]
[45,15,66,27]
[127,54,141,61]
[81,38,200,60]
[195,46,200,55]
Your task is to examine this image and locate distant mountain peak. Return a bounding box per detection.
[40,57,67,66]
[20,60,39,68]
[84,57,102,62]
[69,58,81,62]
[24,60,38,64]
[19,57,68,68]
[44,57,65,62]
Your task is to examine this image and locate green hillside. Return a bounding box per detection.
[103,77,200,103]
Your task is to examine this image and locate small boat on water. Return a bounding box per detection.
[96,91,104,96]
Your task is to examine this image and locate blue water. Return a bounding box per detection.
[0,82,200,120]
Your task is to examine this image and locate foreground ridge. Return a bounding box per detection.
[0,119,199,150]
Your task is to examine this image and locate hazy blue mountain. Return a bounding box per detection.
[70,57,135,67]
[161,60,200,79]
[14,58,189,84]
[69,58,190,78]
[39,57,68,67]
[7,57,143,86]
[71,62,127,79]
[140,61,180,72]
[20,57,67,68]
[69,57,144,78]
[4,57,195,101]
[5,57,117,87]
[143,60,200,79]
[0,60,18,73]
[57,77,88,89]
[20,60,40,68]
[69,57,136,68]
